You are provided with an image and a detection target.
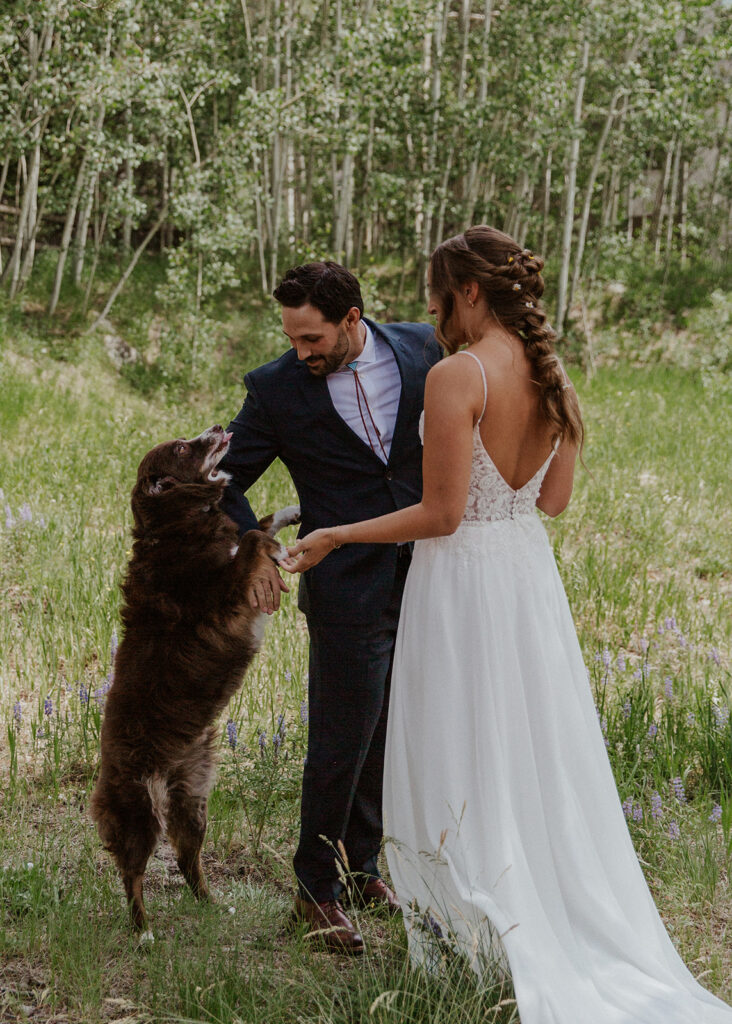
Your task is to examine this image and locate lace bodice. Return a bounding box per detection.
[418,350,557,524]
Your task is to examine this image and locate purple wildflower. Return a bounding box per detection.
[632,668,642,680]
[671,777,686,804]
[709,804,723,824]
[668,821,681,841]
[43,697,53,717]
[632,805,643,823]
[617,653,626,672]
[640,638,649,654]
[709,648,721,666]
[226,719,237,750]
[19,503,32,523]
[273,732,282,754]
[276,713,286,737]
[12,702,22,725]
[5,505,15,530]
[300,700,308,725]
[622,700,632,720]
[664,677,674,701]
[665,616,677,632]
[712,704,730,731]
[79,684,89,704]
[258,730,267,754]
[602,648,612,669]
[651,792,663,821]
[647,723,658,739]
[622,798,633,819]
[284,670,292,682]
[110,630,118,662]
[686,712,696,726]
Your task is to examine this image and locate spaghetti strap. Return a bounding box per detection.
[458,349,488,423]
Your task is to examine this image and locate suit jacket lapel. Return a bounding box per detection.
[367,319,417,462]
[295,356,385,463]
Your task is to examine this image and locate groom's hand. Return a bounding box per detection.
[247,561,289,614]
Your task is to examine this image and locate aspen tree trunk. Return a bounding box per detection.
[48,151,90,315]
[464,0,494,227]
[416,0,448,299]
[82,183,113,316]
[679,158,688,267]
[122,102,133,252]
[87,207,168,333]
[269,0,283,290]
[541,149,552,255]
[706,102,729,223]
[567,88,624,313]
[662,135,682,281]
[555,36,589,338]
[651,145,673,260]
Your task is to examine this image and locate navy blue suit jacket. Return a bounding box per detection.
[220,317,441,626]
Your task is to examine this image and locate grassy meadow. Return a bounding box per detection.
[0,285,731,1022]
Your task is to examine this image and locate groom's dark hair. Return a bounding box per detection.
[273,261,364,324]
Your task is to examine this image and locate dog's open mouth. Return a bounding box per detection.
[213,431,233,458]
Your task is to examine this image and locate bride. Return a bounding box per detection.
[283,226,732,1023]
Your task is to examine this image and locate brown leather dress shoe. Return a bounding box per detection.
[350,878,401,916]
[292,897,365,955]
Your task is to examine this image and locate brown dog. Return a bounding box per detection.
[90,425,298,935]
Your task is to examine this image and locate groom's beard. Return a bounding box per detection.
[303,327,350,376]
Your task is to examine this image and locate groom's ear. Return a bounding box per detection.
[344,306,362,329]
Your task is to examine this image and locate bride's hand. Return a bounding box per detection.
[280,528,338,573]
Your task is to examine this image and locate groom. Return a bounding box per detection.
[220,261,440,954]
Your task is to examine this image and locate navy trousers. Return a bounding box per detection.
[294,547,411,902]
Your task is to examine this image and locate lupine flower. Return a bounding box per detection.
[273,733,282,753]
[671,777,686,804]
[258,731,267,754]
[647,723,658,738]
[5,505,15,530]
[276,713,286,737]
[622,700,632,720]
[651,791,663,821]
[12,702,22,725]
[632,669,642,680]
[43,697,53,717]
[668,821,681,841]
[632,805,643,823]
[640,638,649,654]
[617,653,626,672]
[665,616,677,631]
[709,804,723,824]
[226,719,237,750]
[664,677,674,701]
[19,503,32,523]
[284,670,292,682]
[300,700,308,725]
[79,684,89,704]
[110,630,118,662]
[602,648,612,669]
[709,647,721,666]
[0,488,4,504]
[712,704,730,731]
[677,633,687,649]
[622,798,633,819]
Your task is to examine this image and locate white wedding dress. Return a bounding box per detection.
[383,350,732,1023]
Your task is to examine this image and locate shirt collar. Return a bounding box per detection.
[337,320,375,372]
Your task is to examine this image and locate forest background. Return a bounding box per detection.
[1,1,731,1022]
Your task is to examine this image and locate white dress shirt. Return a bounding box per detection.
[326,321,401,463]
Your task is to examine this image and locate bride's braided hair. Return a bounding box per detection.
[429,226,584,450]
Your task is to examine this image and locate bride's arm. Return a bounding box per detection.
[283,356,482,572]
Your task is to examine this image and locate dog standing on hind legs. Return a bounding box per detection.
[90,424,299,935]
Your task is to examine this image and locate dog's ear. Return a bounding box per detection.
[146,475,178,496]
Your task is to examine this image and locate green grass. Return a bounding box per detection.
[0,301,731,1020]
